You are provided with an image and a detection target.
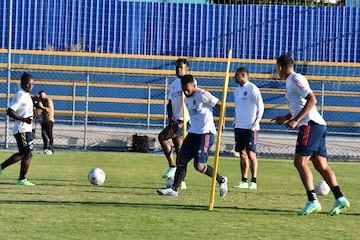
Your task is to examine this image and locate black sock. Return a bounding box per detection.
[242,177,248,182]
[251,177,256,183]
[307,190,317,201]
[172,165,187,191]
[202,165,224,184]
[331,186,343,199]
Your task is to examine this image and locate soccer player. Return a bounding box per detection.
[232,67,264,190]
[158,58,189,189]
[0,72,36,185]
[157,74,228,197]
[272,55,350,215]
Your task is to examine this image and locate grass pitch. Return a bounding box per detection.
[0,150,358,240]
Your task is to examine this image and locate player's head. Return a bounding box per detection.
[180,74,196,97]
[20,72,34,93]
[234,67,249,86]
[175,58,189,78]
[276,55,294,79]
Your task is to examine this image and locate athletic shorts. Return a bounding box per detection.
[296,122,327,157]
[180,133,214,164]
[234,128,257,153]
[14,132,34,154]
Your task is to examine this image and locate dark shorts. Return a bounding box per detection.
[180,133,214,164]
[14,132,34,154]
[159,120,189,139]
[296,122,327,157]
[234,128,257,153]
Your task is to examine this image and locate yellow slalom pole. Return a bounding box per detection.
[208,49,232,211]
[181,62,187,140]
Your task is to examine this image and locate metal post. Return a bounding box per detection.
[163,76,168,128]
[147,85,151,130]
[84,73,90,150]
[72,81,76,126]
[5,0,13,148]
[321,81,324,116]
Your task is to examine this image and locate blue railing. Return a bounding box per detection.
[0,1,359,62]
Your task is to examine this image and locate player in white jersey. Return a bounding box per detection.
[232,67,264,190]
[158,58,189,189]
[157,74,228,197]
[0,72,36,186]
[272,55,349,215]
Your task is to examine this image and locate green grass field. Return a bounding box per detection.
[0,150,358,240]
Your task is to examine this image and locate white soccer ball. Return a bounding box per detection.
[166,177,173,188]
[88,168,106,186]
[314,180,330,195]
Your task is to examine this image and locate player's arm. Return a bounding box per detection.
[271,113,292,125]
[7,108,32,124]
[286,91,317,129]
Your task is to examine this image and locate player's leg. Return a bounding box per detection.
[310,125,349,215]
[16,132,35,186]
[47,121,54,153]
[158,125,177,178]
[156,134,193,196]
[233,129,250,189]
[0,153,23,175]
[193,133,228,197]
[248,150,258,190]
[295,125,321,215]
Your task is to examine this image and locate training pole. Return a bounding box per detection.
[181,62,187,140]
[208,49,232,211]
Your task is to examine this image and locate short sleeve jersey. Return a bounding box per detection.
[168,78,188,121]
[234,81,264,130]
[285,72,326,126]
[184,88,219,134]
[9,88,34,134]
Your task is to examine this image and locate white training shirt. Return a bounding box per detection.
[184,88,219,134]
[285,72,326,127]
[168,78,187,121]
[234,81,264,130]
[9,88,34,134]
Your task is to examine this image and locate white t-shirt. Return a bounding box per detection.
[9,88,34,134]
[234,81,264,130]
[184,88,219,134]
[285,72,326,127]
[168,78,186,121]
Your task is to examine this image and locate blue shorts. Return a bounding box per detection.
[296,122,327,157]
[14,132,34,154]
[234,128,257,153]
[180,133,214,164]
[174,120,190,137]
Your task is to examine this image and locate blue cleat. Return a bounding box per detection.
[329,196,350,216]
[298,200,321,216]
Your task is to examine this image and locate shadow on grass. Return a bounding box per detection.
[0,199,357,216]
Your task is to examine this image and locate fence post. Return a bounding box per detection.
[320,81,325,116]
[163,76,168,128]
[5,0,13,149]
[84,73,90,149]
[147,85,151,130]
[72,81,76,126]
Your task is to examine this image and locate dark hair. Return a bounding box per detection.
[180,74,194,85]
[276,55,294,68]
[21,72,33,84]
[236,67,249,75]
[39,90,45,95]
[176,58,189,67]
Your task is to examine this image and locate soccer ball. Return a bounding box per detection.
[88,168,106,186]
[314,180,330,195]
[166,177,173,188]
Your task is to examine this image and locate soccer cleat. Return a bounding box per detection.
[43,149,53,155]
[180,181,187,190]
[16,179,35,186]
[248,182,257,190]
[233,181,249,189]
[161,167,176,179]
[329,196,350,216]
[297,200,321,215]
[219,176,228,197]
[156,187,178,197]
